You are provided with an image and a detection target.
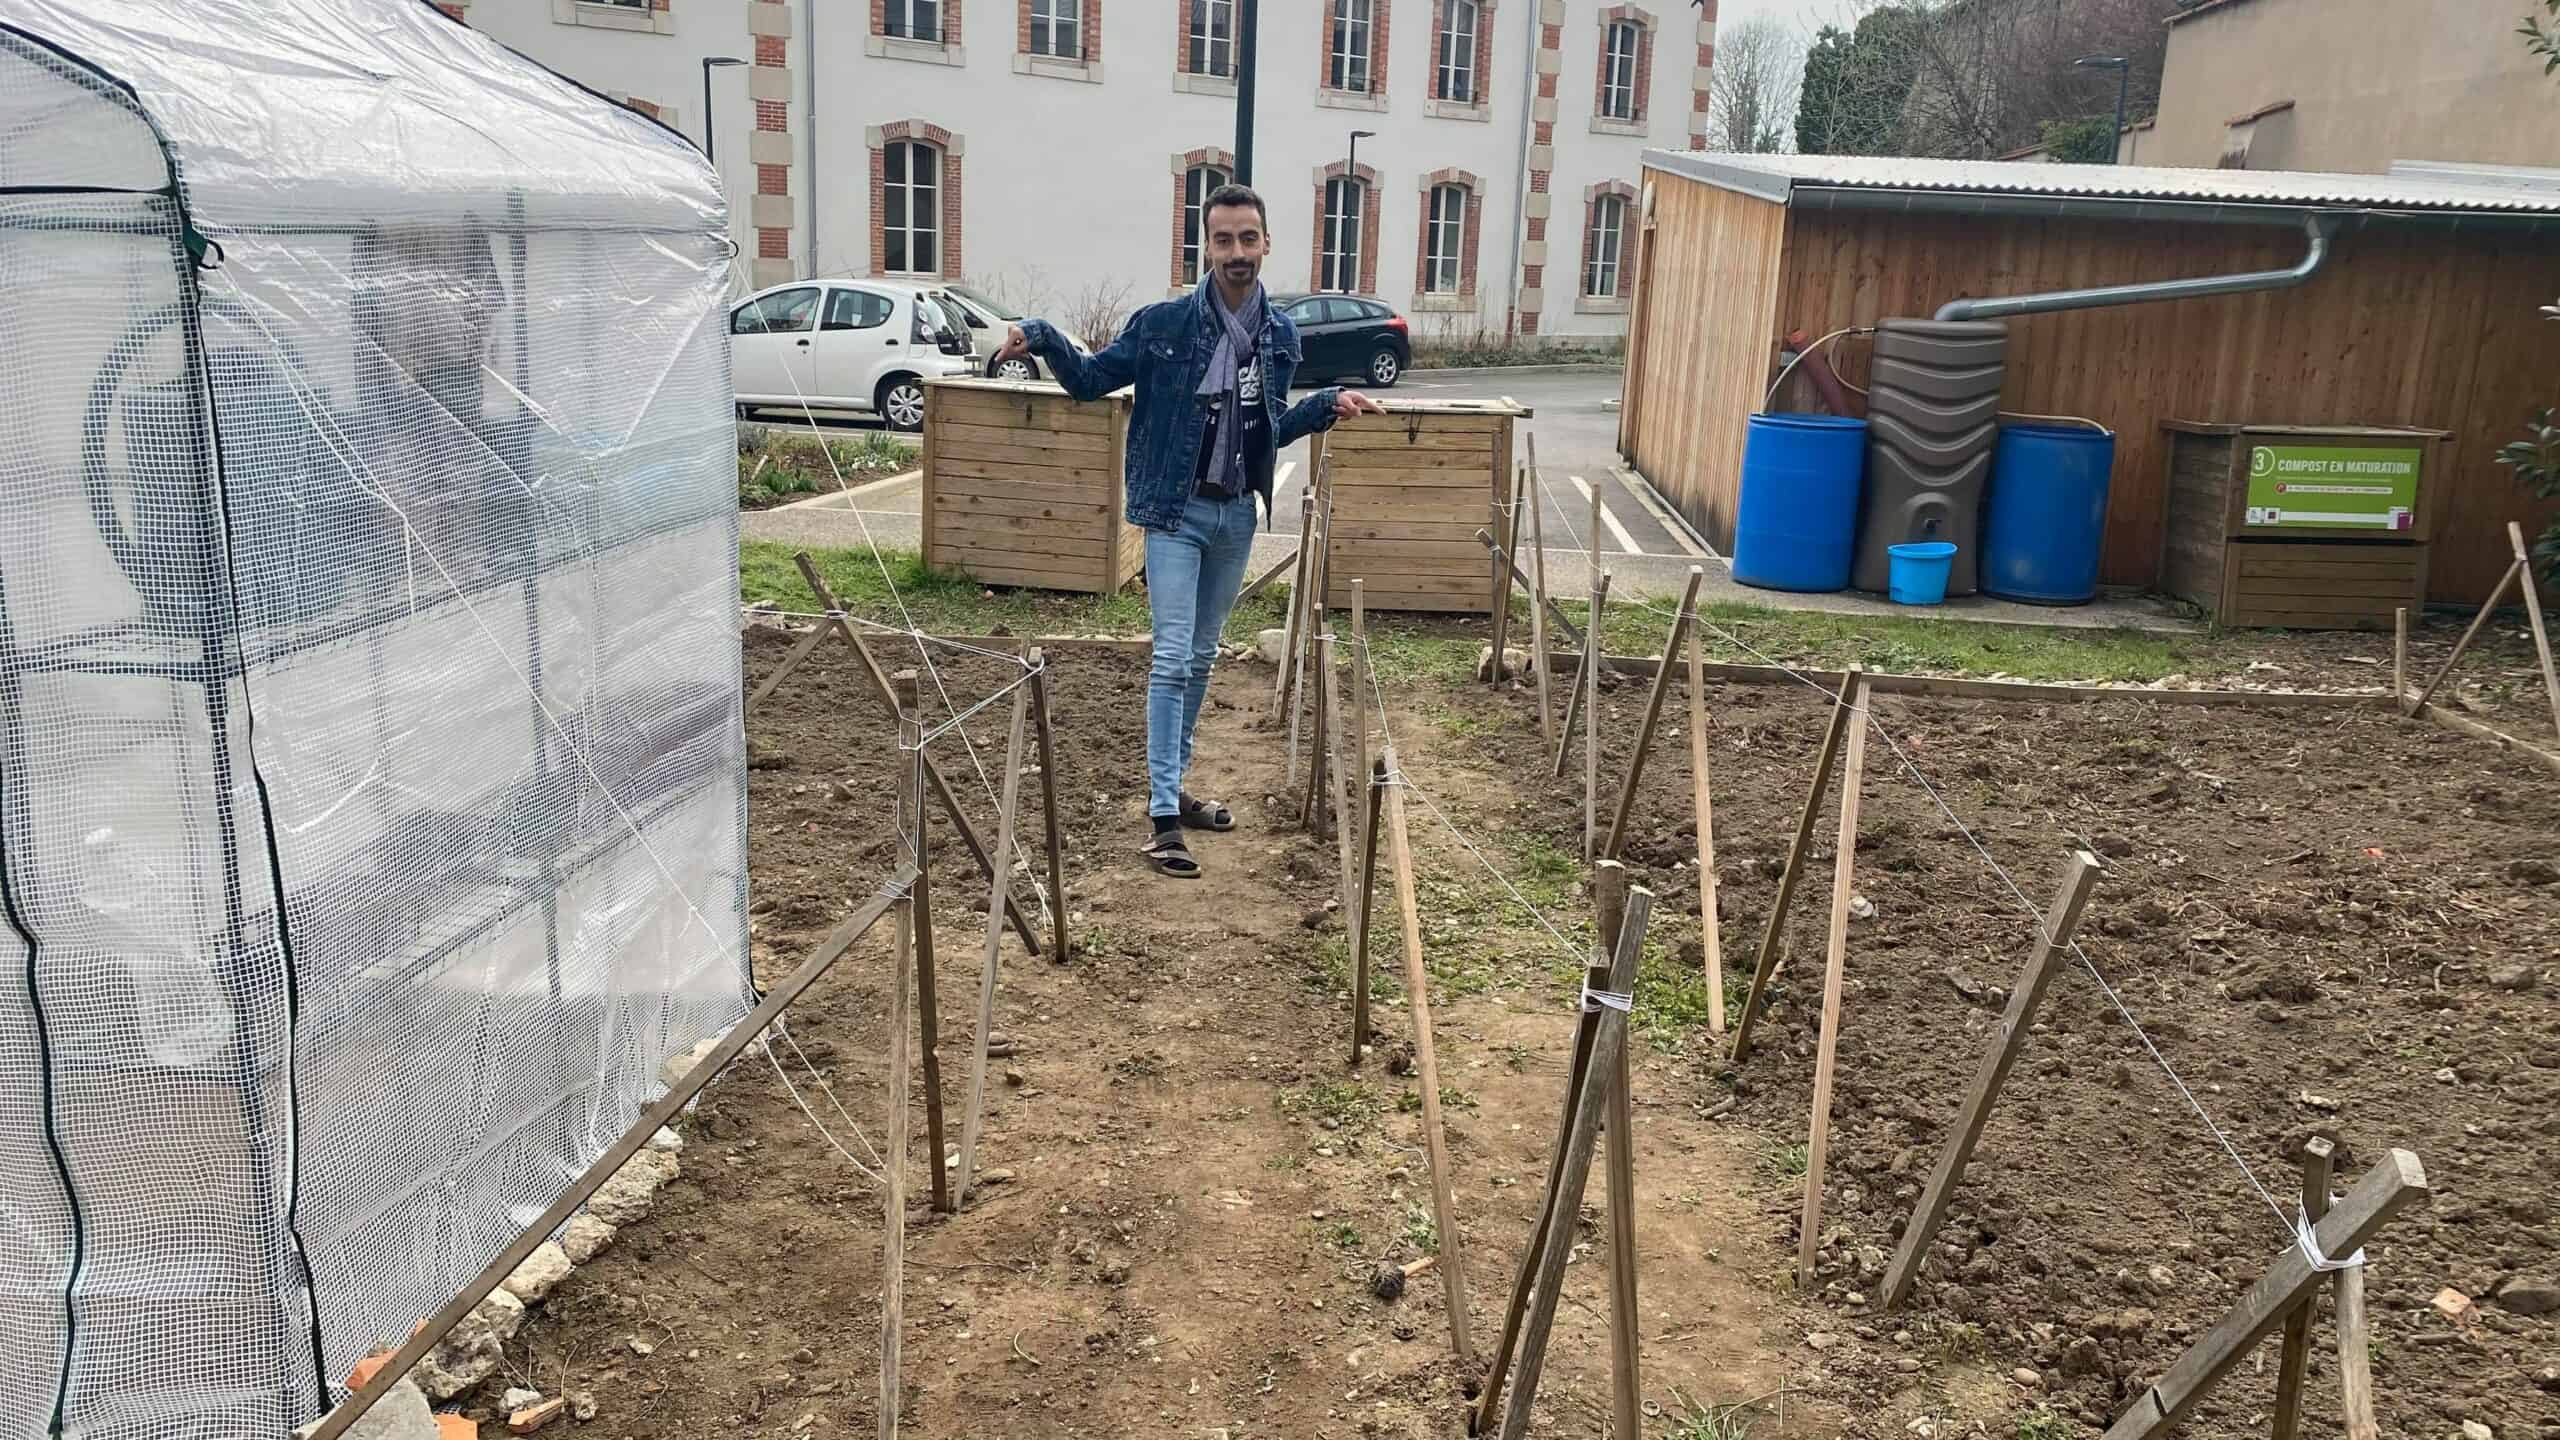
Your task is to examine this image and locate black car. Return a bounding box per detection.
[1274,293,1410,389]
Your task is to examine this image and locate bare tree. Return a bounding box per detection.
[1708,16,1806,154]
[1893,0,2176,159]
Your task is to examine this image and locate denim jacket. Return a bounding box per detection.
[1020,290,1342,531]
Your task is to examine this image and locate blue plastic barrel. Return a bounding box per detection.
[1887,541,1958,605]
[1982,424,2115,605]
[1732,414,1868,593]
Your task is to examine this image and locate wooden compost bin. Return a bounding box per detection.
[922,378,1142,593]
[1316,398,1530,613]
[2159,421,2452,630]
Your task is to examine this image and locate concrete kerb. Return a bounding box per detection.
[1399,362,1622,380]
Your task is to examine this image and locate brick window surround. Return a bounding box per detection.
[873,0,965,64]
[1170,147,1239,289]
[869,120,965,280]
[1413,167,1483,308]
[1578,179,1636,311]
[1311,160,1382,296]
[1319,0,1391,109]
[1018,0,1103,70]
[1688,0,1717,149]
[1427,0,1495,118]
[1593,5,1654,131]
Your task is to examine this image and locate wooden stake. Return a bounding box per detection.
[1493,887,1655,1440]
[1351,579,1373,911]
[1381,742,1475,1367]
[793,554,1042,955]
[1471,861,1620,1438]
[1350,755,1385,1067]
[901,677,950,1216]
[1276,489,1316,703]
[1594,864,1642,1440]
[1729,675,1859,1064]
[1323,636,1354,873]
[882,673,921,1440]
[1487,464,1523,682]
[1879,850,2104,1309]
[2392,607,2408,711]
[2408,557,2521,716]
[1600,565,1705,860]
[2510,520,2560,739]
[1796,672,1869,1292]
[1551,576,1609,780]
[1473,527,1586,648]
[953,680,1031,1209]
[2271,1138,2337,1440]
[2102,1151,2430,1440]
[1583,569,1609,862]
[2320,1134,2379,1440]
[746,618,832,711]
[1288,494,1331,792]
[1526,449,1555,748]
[299,870,914,1440]
[1234,547,1300,609]
[1302,631,1333,833]
[1688,620,1726,1036]
[1027,651,1069,967]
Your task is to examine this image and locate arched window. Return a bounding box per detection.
[1584,192,1627,298]
[1182,162,1232,284]
[1600,20,1641,121]
[1423,183,1468,294]
[1321,176,1366,293]
[883,139,942,275]
[1436,0,1480,103]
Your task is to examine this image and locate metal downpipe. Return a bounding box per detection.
[1933,211,2346,322]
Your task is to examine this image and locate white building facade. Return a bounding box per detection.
[441,0,1719,344]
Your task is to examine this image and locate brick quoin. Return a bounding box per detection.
[871,121,964,279]
[1169,146,1239,287]
[756,99,788,130]
[758,163,789,196]
[756,34,786,65]
[760,230,790,260]
[1320,0,1391,95]
[434,1,465,20]
[756,13,790,275]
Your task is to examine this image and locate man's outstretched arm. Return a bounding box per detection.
[997,319,1139,402]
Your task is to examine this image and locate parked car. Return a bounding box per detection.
[1274,293,1410,389]
[934,282,1092,381]
[730,279,976,431]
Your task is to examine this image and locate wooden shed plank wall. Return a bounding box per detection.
[1621,174,1789,550]
[1759,210,2560,605]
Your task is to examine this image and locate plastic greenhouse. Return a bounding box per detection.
[0,1,751,1433]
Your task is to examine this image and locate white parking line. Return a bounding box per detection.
[1568,474,1646,556]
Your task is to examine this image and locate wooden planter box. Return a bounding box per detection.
[1315,398,1531,614]
[922,378,1141,594]
[2159,421,2452,631]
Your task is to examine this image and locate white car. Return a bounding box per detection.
[730,279,976,431]
[932,282,1091,381]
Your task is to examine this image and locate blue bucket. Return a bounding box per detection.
[1887,541,1958,606]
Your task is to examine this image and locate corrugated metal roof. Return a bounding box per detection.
[1641,150,2560,217]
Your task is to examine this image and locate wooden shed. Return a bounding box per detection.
[1619,152,2560,606]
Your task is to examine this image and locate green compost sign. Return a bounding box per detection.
[2243,444,2422,532]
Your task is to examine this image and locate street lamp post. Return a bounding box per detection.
[2073,54,2130,164]
[701,55,749,165]
[1236,0,1260,184]
[1343,130,1377,293]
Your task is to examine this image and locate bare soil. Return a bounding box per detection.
[476,618,2558,1440]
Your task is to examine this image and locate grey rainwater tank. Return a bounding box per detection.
[1850,319,2008,598]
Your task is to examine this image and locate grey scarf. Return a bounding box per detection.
[1195,275,1267,497]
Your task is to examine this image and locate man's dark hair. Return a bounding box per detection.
[1202,183,1268,229]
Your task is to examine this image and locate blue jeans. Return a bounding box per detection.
[1144,491,1258,817]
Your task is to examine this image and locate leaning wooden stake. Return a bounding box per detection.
[1381,742,1476,1367]
[301,871,914,1440]
[1349,755,1385,1067]
[1323,636,1356,885]
[1487,463,1524,683]
[1526,446,1555,747]
[2510,520,2560,739]
[1879,849,2104,1309]
[2102,1151,2430,1440]
[1581,572,1611,860]
[2408,555,2522,716]
[1474,528,1586,648]
[1276,489,1317,703]
[1688,621,1726,1035]
[1351,579,1373,910]
[746,617,833,712]
[1796,672,1870,1292]
[1594,864,1643,1440]
[1551,575,1609,779]
[1601,565,1706,860]
[1471,862,1622,1438]
[2392,607,2408,710]
[2318,1133,2379,1440]
[1493,886,1655,1440]
[953,679,1031,1209]
[2271,1137,2336,1440]
[1729,674,1860,1063]
[881,673,923,1440]
[902,676,951,1216]
[1302,631,1333,834]
[1234,547,1301,609]
[794,554,1041,954]
[1027,650,1069,966]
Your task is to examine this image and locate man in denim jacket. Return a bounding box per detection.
[995,184,1382,878]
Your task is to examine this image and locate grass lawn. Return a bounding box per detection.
[744,540,2213,684]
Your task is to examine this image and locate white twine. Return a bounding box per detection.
[1579,985,1634,1014]
[2296,1206,2366,1273]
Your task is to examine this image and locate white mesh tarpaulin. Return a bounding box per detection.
[0,2,752,1433]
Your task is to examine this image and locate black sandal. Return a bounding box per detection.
[1142,831,1203,879]
[1178,792,1236,831]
